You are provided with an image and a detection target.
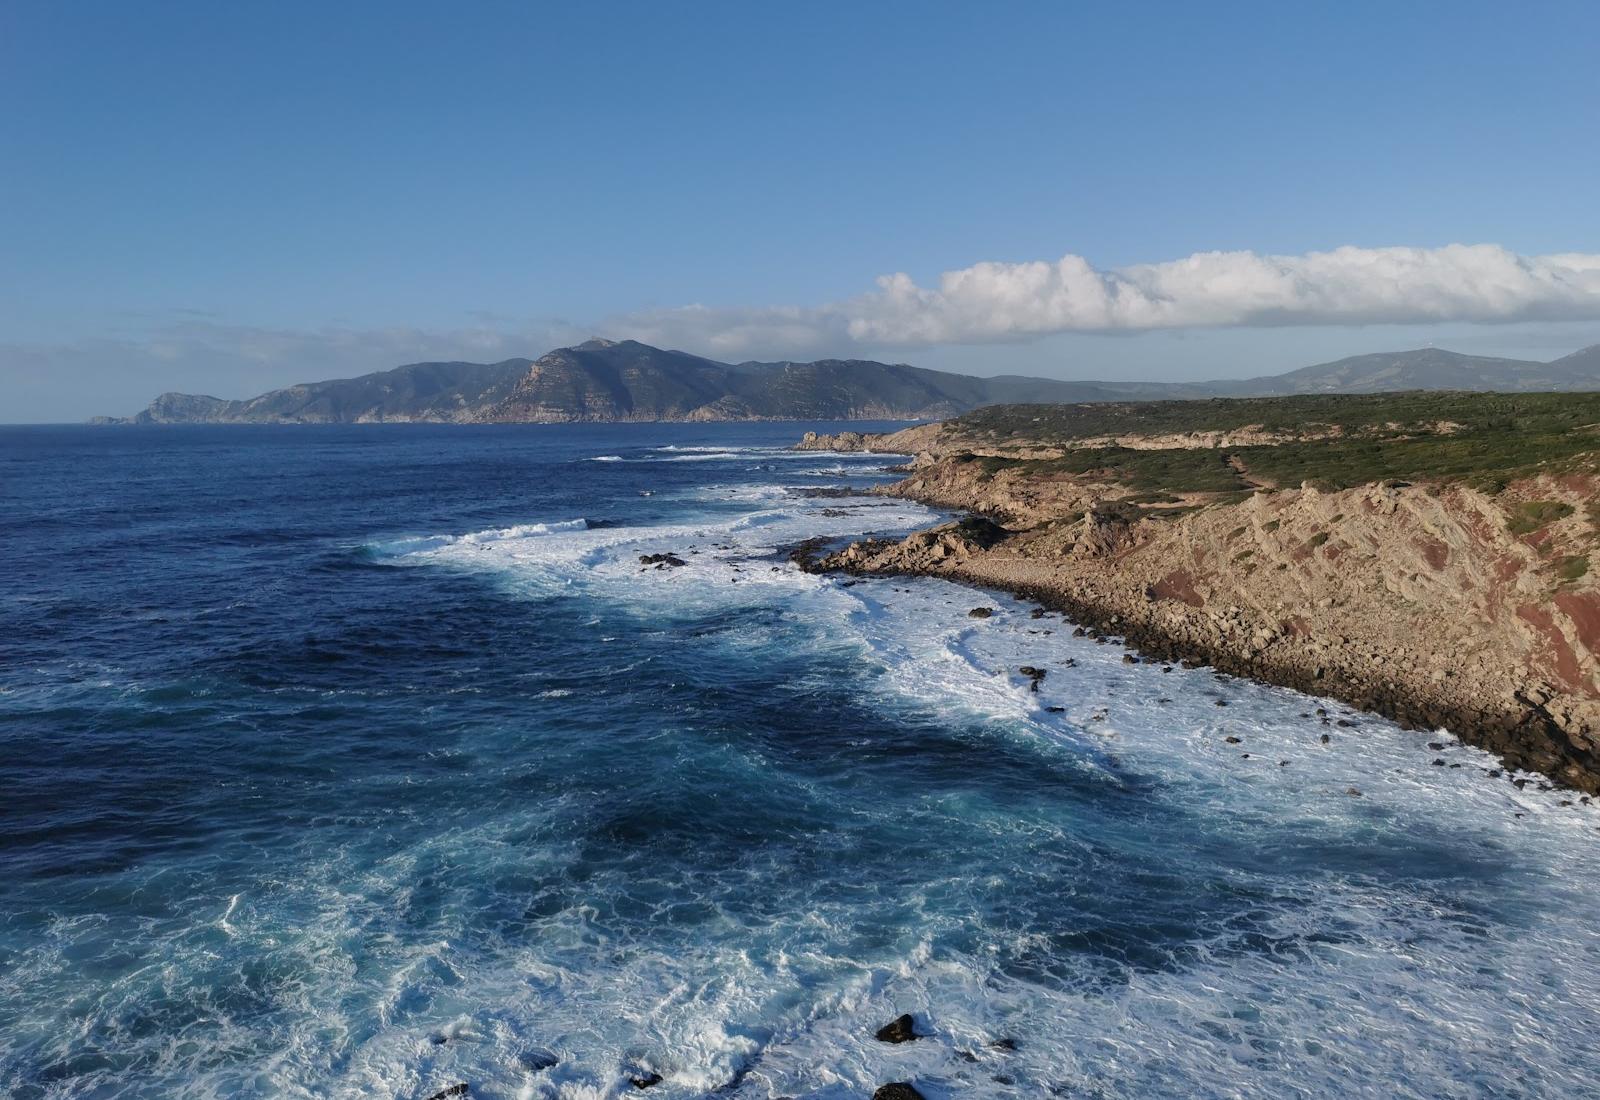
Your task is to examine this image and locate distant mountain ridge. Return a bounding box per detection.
[96,340,1600,424]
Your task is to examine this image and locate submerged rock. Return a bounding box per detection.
[873,1085,926,1100]
[628,1071,663,1089]
[423,1086,468,1100]
[874,1014,919,1043]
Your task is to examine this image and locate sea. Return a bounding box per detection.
[3,423,1599,1100]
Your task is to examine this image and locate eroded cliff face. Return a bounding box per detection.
[810,449,1600,792]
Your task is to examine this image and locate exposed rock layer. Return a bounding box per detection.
[798,430,1600,793]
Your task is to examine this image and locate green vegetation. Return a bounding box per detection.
[1556,554,1591,582]
[946,391,1600,493]
[953,446,1247,492]
[1507,500,1576,536]
[956,391,1600,442]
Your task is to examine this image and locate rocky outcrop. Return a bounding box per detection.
[796,422,945,455]
[872,1085,926,1100]
[874,1014,920,1043]
[807,449,1600,793]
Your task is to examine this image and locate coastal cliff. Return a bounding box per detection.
[798,395,1600,792]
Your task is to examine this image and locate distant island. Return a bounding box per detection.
[93,338,1600,425]
[796,390,1600,794]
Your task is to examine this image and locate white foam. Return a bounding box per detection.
[370,519,592,559]
[372,490,940,616]
[25,483,1600,1100]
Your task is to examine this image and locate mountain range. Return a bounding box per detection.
[95,339,1600,424]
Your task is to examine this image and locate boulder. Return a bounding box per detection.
[968,607,994,619]
[873,1085,926,1100]
[874,1014,919,1043]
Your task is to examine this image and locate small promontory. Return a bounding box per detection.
[799,392,1600,793]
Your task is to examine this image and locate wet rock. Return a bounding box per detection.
[875,1014,919,1043]
[1214,699,1229,707]
[1018,666,1047,691]
[1045,705,1066,713]
[990,1038,1018,1052]
[1347,787,1363,797]
[629,1072,663,1089]
[1224,735,1242,744]
[1428,742,1446,751]
[1320,734,1331,744]
[967,607,994,619]
[424,1086,468,1100]
[1122,654,1138,664]
[1432,758,1446,766]
[1073,626,1087,637]
[1030,608,1049,619]
[519,1051,559,1072]
[638,553,686,568]
[872,1085,926,1100]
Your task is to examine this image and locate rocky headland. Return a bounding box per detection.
[796,393,1600,793]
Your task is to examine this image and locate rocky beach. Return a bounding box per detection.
[797,397,1600,794]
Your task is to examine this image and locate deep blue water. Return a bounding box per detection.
[3,424,1600,1100]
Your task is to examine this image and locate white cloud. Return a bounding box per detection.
[11,243,1600,420]
[611,244,1600,357]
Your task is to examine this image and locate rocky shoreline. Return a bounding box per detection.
[794,429,1600,795]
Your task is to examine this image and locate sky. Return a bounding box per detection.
[4,1,1600,421]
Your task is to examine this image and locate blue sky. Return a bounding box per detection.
[4,0,1600,420]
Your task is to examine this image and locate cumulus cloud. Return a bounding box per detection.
[13,242,1600,420]
[612,244,1600,357]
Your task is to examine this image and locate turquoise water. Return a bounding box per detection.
[3,423,1599,1100]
